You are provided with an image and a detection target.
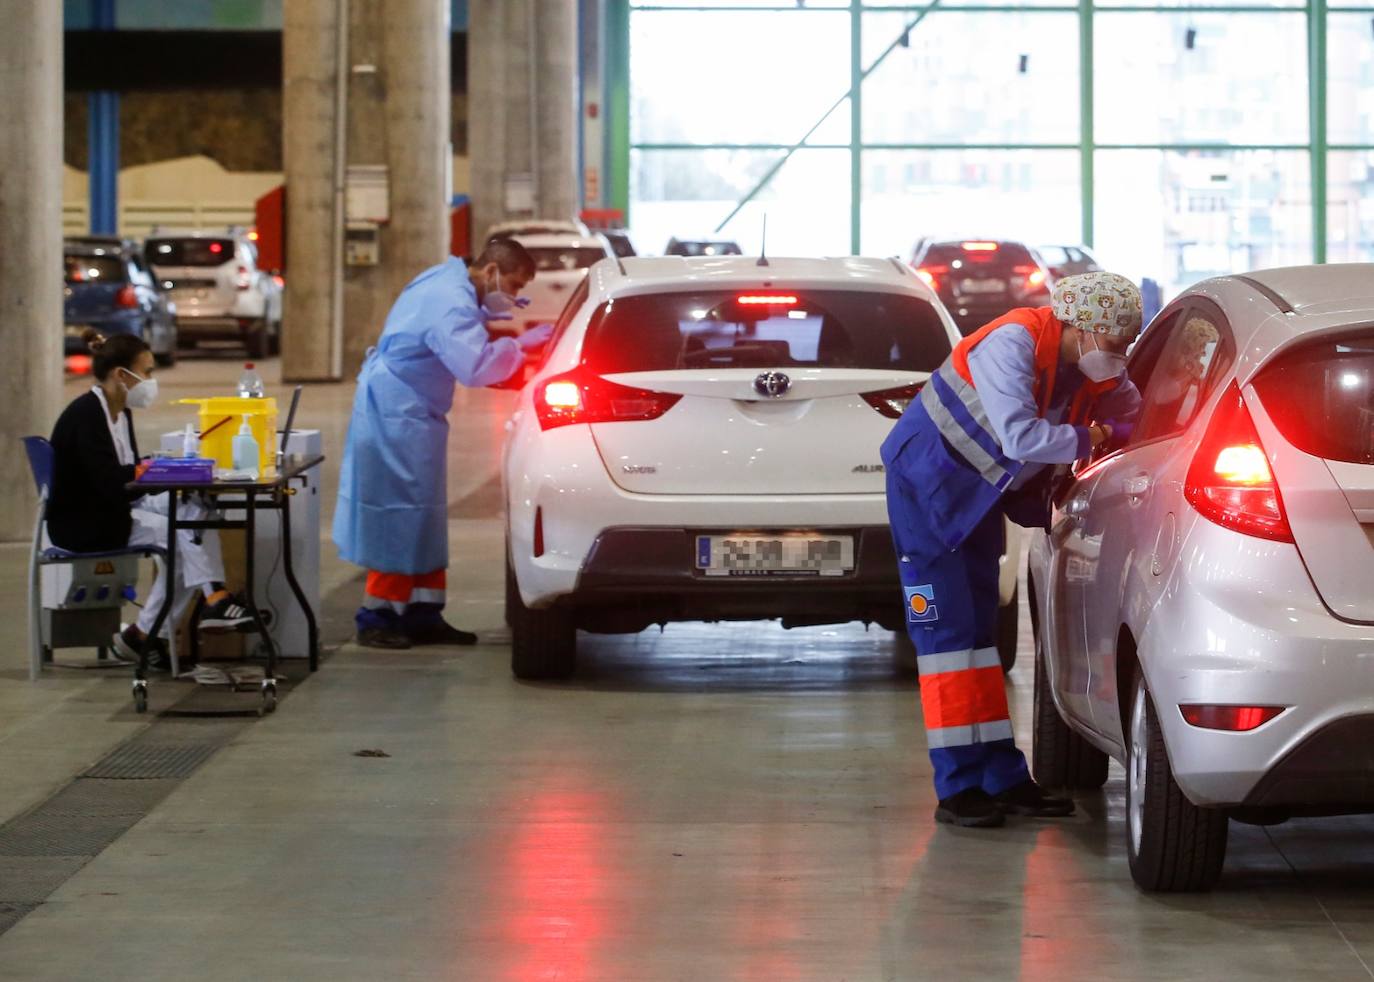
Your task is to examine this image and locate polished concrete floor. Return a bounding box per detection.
[3,356,1374,980]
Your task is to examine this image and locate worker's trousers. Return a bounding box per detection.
[897,508,1030,801]
[128,495,225,640]
[357,569,447,633]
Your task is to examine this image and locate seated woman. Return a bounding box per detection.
[46,329,251,668]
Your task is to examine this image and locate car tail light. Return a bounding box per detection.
[534,369,682,431]
[736,294,798,306]
[1183,382,1293,542]
[114,285,138,308]
[1012,265,1048,295]
[914,265,948,293]
[861,382,924,419]
[236,266,251,290]
[1180,705,1284,731]
[533,506,545,558]
[962,241,999,252]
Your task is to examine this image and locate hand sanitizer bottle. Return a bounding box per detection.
[182,423,199,458]
[232,415,260,472]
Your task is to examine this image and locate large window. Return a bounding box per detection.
[619,0,1373,297]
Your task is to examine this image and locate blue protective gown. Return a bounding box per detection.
[333,258,524,574]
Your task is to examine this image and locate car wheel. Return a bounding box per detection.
[268,316,282,356]
[1031,618,1109,791]
[996,583,1018,673]
[508,552,576,680]
[245,319,270,359]
[154,339,177,368]
[1125,671,1228,892]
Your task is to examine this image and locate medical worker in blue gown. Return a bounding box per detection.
[333,238,551,649]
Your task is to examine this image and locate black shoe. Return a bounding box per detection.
[357,626,412,650]
[935,788,1007,828]
[200,595,255,631]
[993,780,1075,817]
[110,628,171,671]
[404,619,478,647]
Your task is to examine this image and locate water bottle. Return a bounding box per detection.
[237,362,265,399]
[232,415,260,472]
[182,423,199,458]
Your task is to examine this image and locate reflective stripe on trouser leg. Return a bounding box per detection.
[893,508,1030,799]
[363,570,446,613]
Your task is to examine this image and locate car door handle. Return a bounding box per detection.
[1124,475,1151,500]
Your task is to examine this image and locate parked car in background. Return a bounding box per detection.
[502,255,1024,680]
[664,237,743,258]
[1028,264,1374,892]
[483,218,591,248]
[63,238,177,367]
[601,229,637,259]
[1038,244,1102,281]
[910,239,1054,335]
[501,232,615,337]
[145,228,282,358]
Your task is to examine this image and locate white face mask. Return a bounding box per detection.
[120,368,159,410]
[1077,332,1127,383]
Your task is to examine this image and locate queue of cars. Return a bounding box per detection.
[62,226,282,364]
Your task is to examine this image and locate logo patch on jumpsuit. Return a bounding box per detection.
[904,584,939,624]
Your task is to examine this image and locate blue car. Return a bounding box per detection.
[63,238,177,366]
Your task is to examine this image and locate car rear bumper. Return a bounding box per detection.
[1141,520,1374,810]
[564,525,900,632]
[1241,715,1374,815]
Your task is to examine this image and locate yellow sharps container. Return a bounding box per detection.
[181,397,278,475]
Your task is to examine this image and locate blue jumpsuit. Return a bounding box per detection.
[883,323,1140,800]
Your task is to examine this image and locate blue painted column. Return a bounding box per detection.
[87,0,118,234]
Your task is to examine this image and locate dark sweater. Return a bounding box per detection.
[47,390,142,552]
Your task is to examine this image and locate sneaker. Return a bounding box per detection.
[405,619,478,647]
[200,594,255,631]
[357,626,412,650]
[934,788,1006,828]
[110,628,171,672]
[992,780,1076,817]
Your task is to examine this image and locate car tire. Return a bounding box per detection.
[267,316,282,356]
[154,340,177,368]
[508,553,576,680]
[1030,608,1109,791]
[996,584,1018,673]
[1125,671,1228,892]
[246,319,270,359]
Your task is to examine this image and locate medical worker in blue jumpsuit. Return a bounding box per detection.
[334,238,551,649]
[882,272,1144,827]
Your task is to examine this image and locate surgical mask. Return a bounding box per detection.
[1077,332,1127,383]
[120,368,158,409]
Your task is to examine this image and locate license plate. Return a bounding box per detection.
[695,534,854,577]
[959,278,1005,295]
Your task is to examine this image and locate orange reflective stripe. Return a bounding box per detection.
[413,569,446,590]
[365,571,416,603]
[919,666,1012,730]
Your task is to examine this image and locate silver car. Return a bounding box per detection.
[1027,264,1374,892]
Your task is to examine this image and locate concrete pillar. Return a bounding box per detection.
[282,0,344,381]
[342,0,450,376]
[469,0,579,245]
[0,1,62,541]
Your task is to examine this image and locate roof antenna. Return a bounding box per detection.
[757,214,770,267]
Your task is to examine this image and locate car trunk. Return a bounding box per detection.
[590,368,926,495]
[64,283,126,321]
[1250,328,1374,623]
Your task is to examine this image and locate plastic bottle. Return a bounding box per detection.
[232,415,260,472]
[237,362,265,399]
[182,423,199,458]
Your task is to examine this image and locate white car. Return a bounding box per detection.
[502,255,1023,680]
[483,218,592,245]
[1027,264,1374,892]
[499,233,615,337]
[145,228,282,357]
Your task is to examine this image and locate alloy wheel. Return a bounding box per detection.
[1128,677,1148,856]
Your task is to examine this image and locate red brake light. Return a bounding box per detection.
[534,369,682,430]
[914,264,948,293]
[1183,382,1293,542]
[736,294,798,306]
[962,241,999,252]
[1026,269,1047,288]
[209,241,223,254]
[1180,705,1284,731]
[114,285,138,308]
[862,382,924,419]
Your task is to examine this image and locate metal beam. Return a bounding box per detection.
[1079,0,1094,247]
[1309,0,1327,262]
[850,0,862,255]
[88,0,118,235]
[605,0,631,223]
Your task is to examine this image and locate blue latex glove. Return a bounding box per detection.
[513,296,532,309]
[1104,418,1134,444]
[516,323,554,350]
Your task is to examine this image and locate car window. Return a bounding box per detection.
[583,289,952,374]
[64,255,125,283]
[1040,246,1069,266]
[146,238,235,266]
[526,247,606,272]
[535,277,591,371]
[1131,304,1235,444]
[1253,328,1374,465]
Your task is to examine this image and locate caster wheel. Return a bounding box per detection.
[260,686,277,716]
[134,687,148,714]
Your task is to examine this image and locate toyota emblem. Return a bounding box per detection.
[753,371,791,398]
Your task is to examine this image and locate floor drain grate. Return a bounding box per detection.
[84,743,219,780]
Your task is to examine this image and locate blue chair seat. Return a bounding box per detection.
[40,544,166,563]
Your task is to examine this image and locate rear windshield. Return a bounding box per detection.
[670,241,742,257]
[527,247,605,272]
[584,290,952,374]
[64,255,125,284]
[146,238,235,267]
[921,242,1037,270]
[1254,330,1374,464]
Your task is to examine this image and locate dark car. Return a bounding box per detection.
[63,239,177,366]
[1038,244,1102,280]
[910,239,1053,335]
[664,237,742,257]
[602,230,637,259]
